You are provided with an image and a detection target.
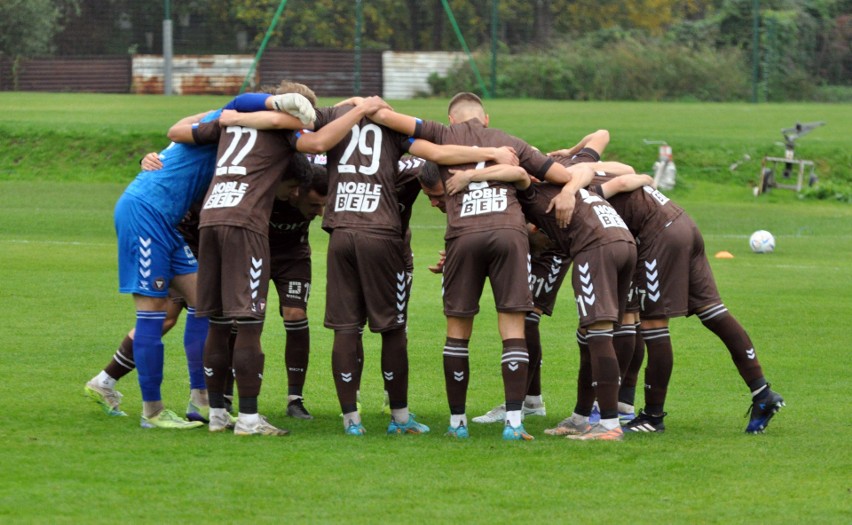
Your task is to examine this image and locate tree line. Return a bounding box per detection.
[1,0,849,99]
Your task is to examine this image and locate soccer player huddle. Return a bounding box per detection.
[84,82,784,440]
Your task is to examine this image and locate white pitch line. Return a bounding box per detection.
[0,239,113,247]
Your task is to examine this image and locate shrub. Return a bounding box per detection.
[428,35,750,102]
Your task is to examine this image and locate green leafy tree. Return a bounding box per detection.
[0,0,79,56]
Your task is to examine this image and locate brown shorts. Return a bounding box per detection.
[271,255,311,312]
[571,241,636,327]
[625,264,642,314]
[443,230,533,317]
[324,229,408,333]
[636,215,721,319]
[530,249,571,316]
[197,226,270,320]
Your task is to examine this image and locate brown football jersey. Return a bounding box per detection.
[268,198,311,263]
[549,147,600,168]
[518,182,635,258]
[415,119,553,240]
[589,174,685,245]
[192,121,297,236]
[310,106,412,237]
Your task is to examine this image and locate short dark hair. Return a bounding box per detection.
[283,153,313,187]
[417,161,442,189]
[307,163,328,196]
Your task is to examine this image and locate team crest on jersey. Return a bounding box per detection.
[153,277,166,291]
[460,181,508,217]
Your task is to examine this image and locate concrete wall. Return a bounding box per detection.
[382,51,465,99]
[133,55,254,95]
[3,50,464,98]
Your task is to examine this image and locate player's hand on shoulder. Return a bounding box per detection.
[218,109,242,127]
[140,152,163,171]
[545,188,576,228]
[360,96,393,115]
[446,169,474,195]
[494,146,519,166]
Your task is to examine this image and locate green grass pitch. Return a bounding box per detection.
[0,94,850,523]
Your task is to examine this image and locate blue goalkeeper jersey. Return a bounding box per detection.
[122,109,222,226]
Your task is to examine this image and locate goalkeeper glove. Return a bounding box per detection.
[271,93,316,126]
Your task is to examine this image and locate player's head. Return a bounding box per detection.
[275,153,313,200]
[277,80,318,108]
[417,161,447,213]
[294,163,328,221]
[258,84,280,95]
[448,92,488,127]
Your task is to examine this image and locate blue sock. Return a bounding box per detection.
[184,307,208,390]
[134,311,166,402]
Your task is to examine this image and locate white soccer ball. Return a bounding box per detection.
[749,230,775,253]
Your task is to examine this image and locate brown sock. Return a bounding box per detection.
[284,318,310,396]
[104,335,135,379]
[204,318,234,409]
[332,330,361,414]
[232,319,265,401]
[501,338,529,412]
[574,330,595,416]
[586,328,620,420]
[699,305,765,384]
[613,322,636,380]
[524,313,543,396]
[381,328,408,409]
[641,327,673,415]
[443,337,470,415]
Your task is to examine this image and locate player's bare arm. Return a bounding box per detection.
[547,129,609,157]
[445,164,529,195]
[600,174,656,198]
[408,141,519,168]
[166,110,219,143]
[334,96,391,111]
[218,109,306,131]
[296,96,391,154]
[367,107,420,136]
[586,161,636,175]
[542,162,596,227]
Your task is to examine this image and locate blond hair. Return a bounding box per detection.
[276,80,318,107]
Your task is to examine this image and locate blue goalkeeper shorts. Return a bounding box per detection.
[114,193,197,297]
